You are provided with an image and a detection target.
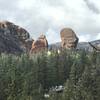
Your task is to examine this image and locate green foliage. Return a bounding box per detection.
[0,50,100,100]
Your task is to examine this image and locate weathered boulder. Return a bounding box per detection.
[30,34,48,53]
[60,28,79,49]
[0,21,32,54]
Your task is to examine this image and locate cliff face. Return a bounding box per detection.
[0,21,33,54]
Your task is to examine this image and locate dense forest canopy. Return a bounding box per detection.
[0,50,100,100]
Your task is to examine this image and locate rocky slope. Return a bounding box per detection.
[77,40,100,51]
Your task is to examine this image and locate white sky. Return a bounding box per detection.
[0,0,100,44]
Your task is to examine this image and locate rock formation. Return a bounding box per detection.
[0,21,33,54]
[30,34,48,53]
[60,28,79,49]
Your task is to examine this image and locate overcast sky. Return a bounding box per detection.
[0,0,100,44]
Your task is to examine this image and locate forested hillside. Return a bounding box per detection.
[0,50,100,100]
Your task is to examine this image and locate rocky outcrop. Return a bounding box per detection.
[0,21,33,54]
[60,28,79,49]
[30,34,48,53]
